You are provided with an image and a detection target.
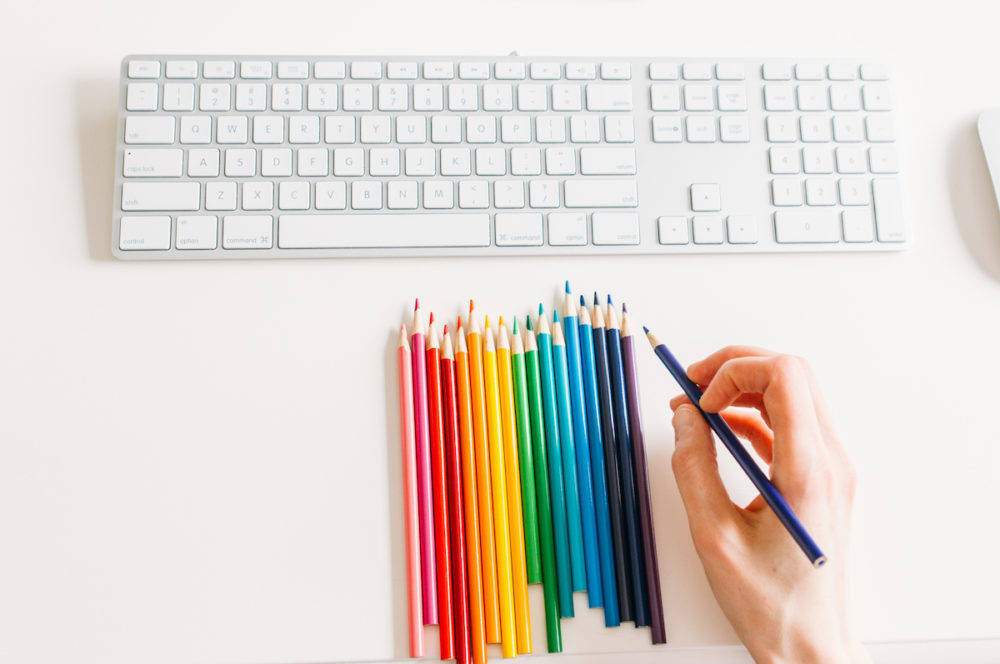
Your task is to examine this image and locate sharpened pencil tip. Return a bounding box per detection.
[607,294,613,305]
[643,325,650,334]
[429,311,434,325]
[498,315,505,327]
[553,309,560,323]
[538,302,545,315]
[526,315,533,331]
[469,299,474,312]
[593,292,599,305]
[444,324,448,334]
[579,294,585,306]
[484,315,490,328]
[622,302,627,313]
[414,298,419,311]
[512,317,519,334]
[565,280,571,294]
[457,315,463,329]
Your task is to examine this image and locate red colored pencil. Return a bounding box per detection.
[397,325,424,657]
[442,327,472,664]
[412,300,438,624]
[427,318,454,658]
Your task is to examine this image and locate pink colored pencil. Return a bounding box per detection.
[397,324,424,657]
[412,300,438,624]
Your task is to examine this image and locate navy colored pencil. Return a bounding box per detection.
[606,296,649,627]
[591,295,634,623]
[621,305,666,644]
[642,326,827,568]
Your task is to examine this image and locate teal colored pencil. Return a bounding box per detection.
[561,283,602,606]
[532,311,575,618]
[550,311,587,592]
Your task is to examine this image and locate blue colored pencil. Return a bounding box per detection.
[606,296,649,627]
[591,296,633,623]
[551,310,587,592]
[562,283,603,607]
[642,325,828,568]
[577,295,621,626]
[532,309,575,617]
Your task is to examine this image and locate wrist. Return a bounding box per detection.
[755,634,870,664]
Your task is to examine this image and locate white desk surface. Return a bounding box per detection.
[3,0,999,662]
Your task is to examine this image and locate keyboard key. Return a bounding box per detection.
[119,216,170,250]
[241,61,272,79]
[604,117,635,143]
[162,83,195,111]
[351,181,383,209]
[206,182,237,210]
[794,63,824,80]
[351,61,383,79]
[799,116,832,142]
[564,179,637,207]
[261,148,292,176]
[650,84,681,111]
[766,116,797,142]
[495,180,525,207]
[769,146,800,174]
[200,83,232,111]
[690,183,722,211]
[657,216,689,244]
[128,60,160,78]
[223,215,273,248]
[467,115,497,143]
[388,181,418,209]
[277,213,491,248]
[764,84,794,111]
[122,182,200,211]
[717,85,747,111]
[496,213,543,245]
[518,84,548,111]
[483,84,515,111]
[343,84,374,110]
[762,62,792,80]
[802,146,834,173]
[683,84,714,111]
[771,178,803,206]
[860,63,889,80]
[387,62,418,79]
[380,83,410,111]
[545,147,575,175]
[203,61,235,78]
[277,61,309,79]
[566,63,597,80]
[335,148,365,176]
[586,84,633,111]
[600,63,630,80]
[774,210,839,243]
[459,181,489,208]
[124,116,175,144]
[552,84,583,111]
[580,147,637,175]
[830,84,861,111]
[873,178,905,241]
[796,84,827,111]
[424,62,455,79]
[685,116,716,143]
[423,181,454,209]
[530,62,561,80]
[862,83,892,111]
[459,62,490,79]
[682,63,711,80]
[314,61,347,79]
[316,182,347,209]
[548,212,588,245]
[833,115,863,142]
[166,60,198,78]
[692,215,724,244]
[252,115,283,144]
[217,115,248,144]
[224,149,256,176]
[123,148,183,177]
[648,62,679,80]
[271,83,303,110]
[242,181,274,210]
[720,116,750,143]
[869,146,899,173]
[235,83,266,111]
[529,180,559,207]
[652,116,682,143]
[536,116,566,143]
[715,63,745,80]
[495,62,526,80]
[592,212,640,245]
[726,215,757,243]
[805,178,836,206]
[835,146,866,173]
[189,148,221,176]
[175,215,218,249]
[838,177,870,205]
[369,148,401,176]
[841,209,874,242]
[865,116,895,142]
[278,182,309,210]
[827,63,858,81]
[126,83,158,111]
[475,148,505,176]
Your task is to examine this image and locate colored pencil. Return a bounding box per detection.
[642,325,828,567]
[620,307,666,644]
[482,317,517,657]
[577,296,620,627]
[521,321,563,652]
[397,325,424,657]
[466,304,501,642]
[550,311,587,592]
[508,318,541,585]
[532,310,574,617]
[411,300,438,623]
[426,320,455,658]
[455,326,489,664]
[592,297,633,622]
[562,283,602,607]
[606,297,649,627]
[441,328,472,663]
[497,318,533,655]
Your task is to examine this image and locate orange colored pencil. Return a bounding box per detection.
[426,319,454,659]
[467,303,501,643]
[397,325,424,657]
[456,324,488,664]
[497,318,532,654]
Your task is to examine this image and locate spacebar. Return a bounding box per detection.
[278,214,491,249]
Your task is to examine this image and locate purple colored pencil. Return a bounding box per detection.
[620,304,666,644]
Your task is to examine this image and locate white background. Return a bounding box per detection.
[2,0,1000,662]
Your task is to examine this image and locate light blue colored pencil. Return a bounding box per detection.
[561,282,602,607]
[551,309,587,592]
[577,294,620,626]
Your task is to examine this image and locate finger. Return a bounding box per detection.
[698,355,823,487]
[720,408,774,465]
[687,345,778,385]
[670,404,739,531]
[672,391,765,412]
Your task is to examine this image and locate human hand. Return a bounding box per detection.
[669,346,869,664]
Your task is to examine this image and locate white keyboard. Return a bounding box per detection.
[113,55,907,259]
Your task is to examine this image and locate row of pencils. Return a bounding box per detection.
[396,283,665,663]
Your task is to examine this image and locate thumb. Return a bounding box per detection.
[671,404,737,533]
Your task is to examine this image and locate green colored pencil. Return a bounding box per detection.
[520,318,562,652]
[532,308,574,618]
[510,318,541,583]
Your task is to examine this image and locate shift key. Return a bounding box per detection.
[122,182,200,211]
[564,179,638,207]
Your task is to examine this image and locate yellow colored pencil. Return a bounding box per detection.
[497,317,532,654]
[483,316,516,658]
[466,304,501,643]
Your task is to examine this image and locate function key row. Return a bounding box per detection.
[128,59,634,81]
